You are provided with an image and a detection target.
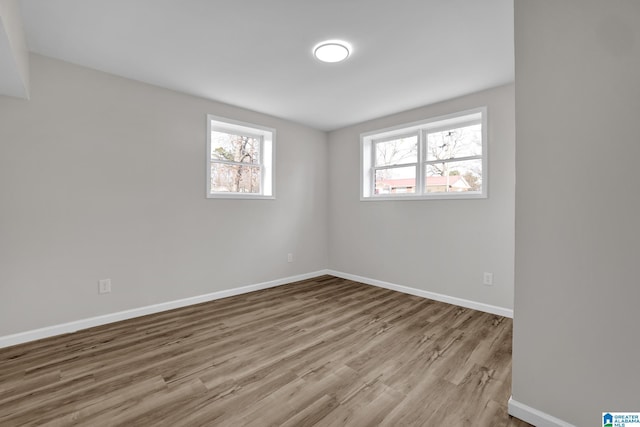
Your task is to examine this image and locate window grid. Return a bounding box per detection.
[207,115,275,199]
[372,133,419,196]
[360,107,486,200]
[209,132,264,193]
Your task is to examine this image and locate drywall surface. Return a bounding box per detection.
[0,55,328,336]
[328,84,515,310]
[513,1,640,425]
[0,0,29,98]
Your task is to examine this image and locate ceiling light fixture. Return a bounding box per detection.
[313,40,351,63]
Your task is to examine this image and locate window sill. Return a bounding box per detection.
[361,192,486,201]
[207,194,275,200]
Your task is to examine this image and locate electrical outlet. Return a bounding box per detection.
[483,272,493,286]
[98,279,111,294]
[287,253,293,263]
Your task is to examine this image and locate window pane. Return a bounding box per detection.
[375,166,416,195]
[211,131,260,164]
[210,163,261,193]
[425,159,482,193]
[426,124,481,161]
[375,136,418,166]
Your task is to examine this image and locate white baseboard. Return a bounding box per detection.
[508,397,575,427]
[0,269,513,349]
[326,270,513,318]
[0,270,330,349]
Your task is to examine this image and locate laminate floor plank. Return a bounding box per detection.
[0,275,531,426]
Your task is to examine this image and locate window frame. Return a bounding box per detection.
[360,107,487,201]
[206,114,275,199]
[372,132,421,196]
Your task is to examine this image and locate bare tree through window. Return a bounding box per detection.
[426,124,482,192]
[374,136,418,194]
[210,132,261,193]
[207,115,274,199]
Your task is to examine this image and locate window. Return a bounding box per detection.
[207,115,275,199]
[361,107,487,200]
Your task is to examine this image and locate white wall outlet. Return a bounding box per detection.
[98,279,111,294]
[287,253,293,263]
[483,272,494,286]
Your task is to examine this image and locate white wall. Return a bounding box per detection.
[328,84,515,311]
[0,55,329,336]
[0,55,516,339]
[512,1,640,425]
[0,0,29,98]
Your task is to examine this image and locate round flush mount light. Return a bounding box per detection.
[313,40,352,63]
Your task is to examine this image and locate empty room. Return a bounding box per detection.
[1,1,638,426]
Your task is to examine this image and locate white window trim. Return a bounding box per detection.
[206,114,276,199]
[360,107,488,201]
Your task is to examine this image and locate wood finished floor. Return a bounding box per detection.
[0,275,531,427]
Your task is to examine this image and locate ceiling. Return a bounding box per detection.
[17,0,513,131]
